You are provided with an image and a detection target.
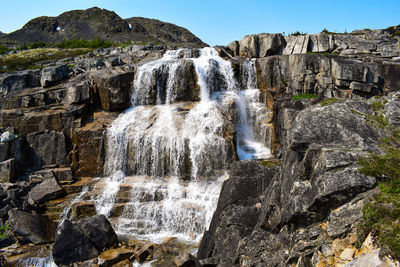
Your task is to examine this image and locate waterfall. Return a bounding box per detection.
[235,60,271,160]
[94,48,271,243]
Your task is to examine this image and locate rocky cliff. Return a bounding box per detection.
[0,7,207,47]
[0,24,399,267]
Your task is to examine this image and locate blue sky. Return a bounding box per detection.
[0,0,399,45]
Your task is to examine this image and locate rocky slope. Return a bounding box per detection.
[0,7,207,47]
[197,30,400,266]
[0,25,399,266]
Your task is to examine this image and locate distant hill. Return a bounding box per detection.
[0,7,207,47]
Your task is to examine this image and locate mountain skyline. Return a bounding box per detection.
[1,0,399,46]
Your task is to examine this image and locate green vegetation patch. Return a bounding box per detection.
[0,47,91,72]
[358,109,400,259]
[260,159,282,168]
[319,98,342,106]
[306,51,339,56]
[321,28,336,34]
[291,93,318,101]
[55,38,112,49]
[290,31,307,36]
[0,224,9,239]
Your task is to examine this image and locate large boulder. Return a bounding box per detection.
[239,33,285,58]
[52,220,99,265]
[7,209,56,244]
[309,34,335,53]
[28,177,65,204]
[90,69,134,111]
[77,215,118,251]
[239,35,259,58]
[26,130,67,169]
[40,65,70,87]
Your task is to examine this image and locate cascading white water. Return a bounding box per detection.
[234,59,272,159]
[94,47,271,243]
[58,186,89,226]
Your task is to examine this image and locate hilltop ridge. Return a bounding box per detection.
[0,7,207,48]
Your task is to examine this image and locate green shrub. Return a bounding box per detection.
[321,28,335,34]
[0,224,9,239]
[290,31,306,36]
[291,93,318,100]
[29,42,48,49]
[0,45,10,55]
[55,38,112,49]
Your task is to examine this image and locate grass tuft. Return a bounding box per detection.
[291,93,318,101]
[260,160,282,168]
[319,98,341,106]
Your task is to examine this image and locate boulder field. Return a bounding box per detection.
[0,26,400,266]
